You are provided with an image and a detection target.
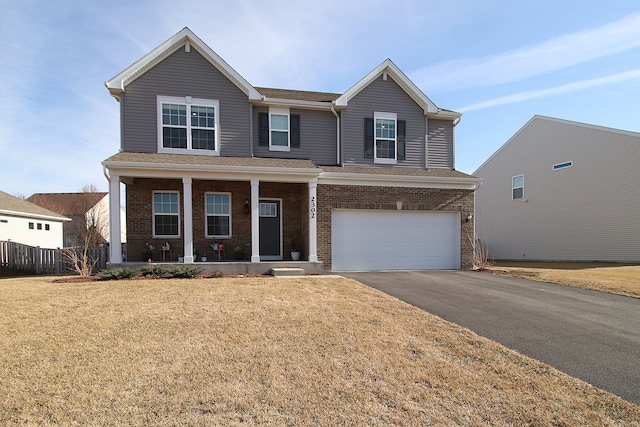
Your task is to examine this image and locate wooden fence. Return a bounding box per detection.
[0,241,111,275]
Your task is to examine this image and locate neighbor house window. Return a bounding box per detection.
[157,96,220,155]
[28,222,34,229]
[205,193,231,237]
[153,191,180,237]
[512,175,524,200]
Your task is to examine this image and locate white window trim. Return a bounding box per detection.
[512,175,524,200]
[205,192,232,238]
[374,111,397,165]
[157,95,220,156]
[153,191,181,238]
[269,107,290,152]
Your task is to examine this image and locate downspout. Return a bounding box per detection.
[452,115,461,170]
[331,102,341,166]
[249,102,254,157]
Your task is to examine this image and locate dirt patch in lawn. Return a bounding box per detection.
[1,275,638,425]
[488,261,640,298]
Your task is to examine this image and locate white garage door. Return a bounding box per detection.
[331,210,460,271]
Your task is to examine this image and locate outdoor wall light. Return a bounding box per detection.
[243,198,250,216]
[466,213,473,222]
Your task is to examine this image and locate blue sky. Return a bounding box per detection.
[2,0,640,198]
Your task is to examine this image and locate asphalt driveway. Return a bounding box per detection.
[343,270,640,405]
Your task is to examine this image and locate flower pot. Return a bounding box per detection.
[201,257,207,262]
[291,251,300,261]
[178,256,184,263]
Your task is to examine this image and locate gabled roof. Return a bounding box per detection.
[473,115,640,175]
[335,59,459,119]
[0,190,70,222]
[105,27,261,101]
[27,193,108,217]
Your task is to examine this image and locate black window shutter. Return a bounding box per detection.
[258,112,269,146]
[364,117,374,158]
[290,114,300,147]
[397,120,406,160]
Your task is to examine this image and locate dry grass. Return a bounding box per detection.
[1,275,639,426]
[490,262,640,298]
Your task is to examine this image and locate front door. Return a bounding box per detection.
[259,199,282,260]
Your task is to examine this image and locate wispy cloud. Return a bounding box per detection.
[457,68,640,112]
[411,11,640,92]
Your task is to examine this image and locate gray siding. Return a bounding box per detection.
[253,107,338,165]
[475,116,640,262]
[121,47,250,156]
[341,75,426,169]
[427,120,454,169]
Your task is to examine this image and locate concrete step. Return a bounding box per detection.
[271,267,306,277]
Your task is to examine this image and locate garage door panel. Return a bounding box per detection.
[332,210,459,271]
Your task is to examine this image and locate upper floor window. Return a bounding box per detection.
[512,175,524,200]
[153,191,180,237]
[157,96,220,155]
[258,109,300,151]
[375,112,397,164]
[205,193,231,238]
[364,113,405,164]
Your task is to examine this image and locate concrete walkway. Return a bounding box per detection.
[343,270,640,405]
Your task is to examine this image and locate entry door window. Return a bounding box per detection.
[259,200,282,260]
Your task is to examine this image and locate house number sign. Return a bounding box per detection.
[310,196,316,219]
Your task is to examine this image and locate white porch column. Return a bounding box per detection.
[250,179,260,262]
[108,173,122,264]
[182,177,194,264]
[308,179,318,262]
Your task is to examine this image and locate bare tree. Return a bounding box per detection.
[62,185,109,276]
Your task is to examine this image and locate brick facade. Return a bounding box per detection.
[125,178,474,269]
[316,184,475,270]
[126,179,306,262]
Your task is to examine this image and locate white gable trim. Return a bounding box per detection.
[473,115,640,175]
[105,27,261,101]
[335,59,441,115]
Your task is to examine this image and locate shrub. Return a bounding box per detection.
[98,268,136,281]
[99,265,203,281]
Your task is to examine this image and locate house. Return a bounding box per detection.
[474,115,640,262]
[0,190,69,248]
[102,28,480,272]
[27,192,126,247]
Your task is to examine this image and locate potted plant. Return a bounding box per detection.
[291,239,301,261]
[142,242,155,262]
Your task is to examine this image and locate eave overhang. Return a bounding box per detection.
[105,27,261,101]
[318,171,481,190]
[0,209,71,223]
[335,59,446,116]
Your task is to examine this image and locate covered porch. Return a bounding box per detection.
[102,153,322,270]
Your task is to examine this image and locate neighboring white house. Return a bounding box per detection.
[474,115,640,262]
[27,192,127,247]
[0,190,70,248]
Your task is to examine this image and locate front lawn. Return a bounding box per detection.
[1,276,638,425]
